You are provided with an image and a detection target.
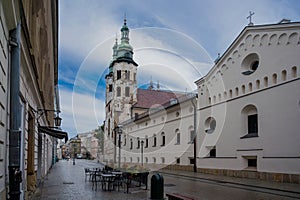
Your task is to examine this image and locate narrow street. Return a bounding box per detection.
[31,159,300,200]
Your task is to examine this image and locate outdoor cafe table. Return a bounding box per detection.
[101,173,116,191]
[121,171,149,193]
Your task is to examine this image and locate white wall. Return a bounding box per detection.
[196,23,300,174]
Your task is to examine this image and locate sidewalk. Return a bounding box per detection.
[158,168,300,195]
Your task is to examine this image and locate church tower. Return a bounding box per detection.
[105,18,138,147]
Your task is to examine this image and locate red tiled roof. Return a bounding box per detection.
[133,88,183,109]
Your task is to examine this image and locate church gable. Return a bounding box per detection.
[196,22,300,109]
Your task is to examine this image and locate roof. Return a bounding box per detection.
[133,88,184,109]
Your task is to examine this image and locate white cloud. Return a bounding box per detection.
[60,88,105,138]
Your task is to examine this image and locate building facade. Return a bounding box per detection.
[103,19,197,168]
[103,19,300,183]
[0,0,67,199]
[78,130,101,159]
[194,21,300,182]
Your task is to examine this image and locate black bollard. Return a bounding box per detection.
[73,157,75,165]
[150,173,164,200]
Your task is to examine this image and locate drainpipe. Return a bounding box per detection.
[8,23,22,200]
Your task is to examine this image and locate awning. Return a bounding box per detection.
[38,126,68,142]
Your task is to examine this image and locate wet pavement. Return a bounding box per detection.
[31,159,300,200]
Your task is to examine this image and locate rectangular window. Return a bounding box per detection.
[189,158,195,165]
[190,130,194,143]
[248,114,258,134]
[248,158,257,167]
[109,84,113,92]
[125,71,130,80]
[209,148,216,157]
[137,139,140,149]
[117,87,121,97]
[153,137,157,147]
[176,158,180,164]
[176,133,180,144]
[117,70,121,80]
[125,87,130,97]
[161,135,165,146]
[145,138,148,148]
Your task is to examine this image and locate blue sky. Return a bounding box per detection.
[58,0,300,138]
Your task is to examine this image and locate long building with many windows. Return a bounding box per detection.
[103,19,300,183]
[0,1,67,199]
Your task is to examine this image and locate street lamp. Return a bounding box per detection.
[73,143,76,165]
[141,140,144,166]
[115,125,123,169]
[38,109,62,127]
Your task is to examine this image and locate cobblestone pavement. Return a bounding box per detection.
[31,159,300,200]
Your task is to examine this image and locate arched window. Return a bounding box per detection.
[264,76,268,87]
[235,87,239,96]
[242,85,245,94]
[256,80,260,89]
[241,105,258,138]
[281,70,287,81]
[223,91,227,99]
[130,138,133,149]
[125,70,130,80]
[153,134,157,147]
[292,66,297,78]
[272,73,277,84]
[249,82,253,92]
[208,97,211,105]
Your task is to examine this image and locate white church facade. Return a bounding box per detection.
[195,21,300,182]
[103,19,300,183]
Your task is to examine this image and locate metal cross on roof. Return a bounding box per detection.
[247,11,255,26]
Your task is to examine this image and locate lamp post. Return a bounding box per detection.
[73,143,76,165]
[116,125,123,169]
[191,95,198,172]
[141,140,144,166]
